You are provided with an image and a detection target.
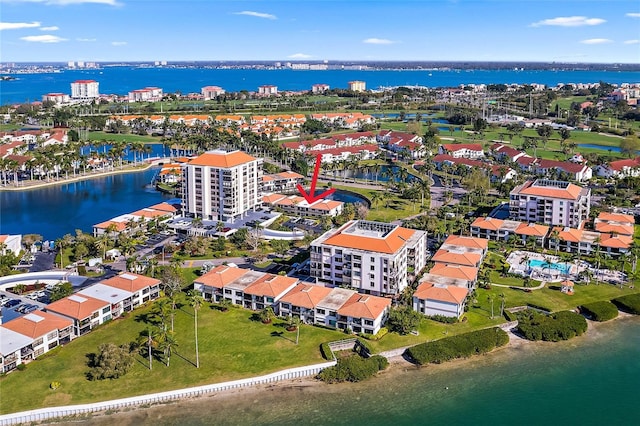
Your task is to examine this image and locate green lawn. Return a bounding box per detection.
[0,298,345,414]
[332,184,424,222]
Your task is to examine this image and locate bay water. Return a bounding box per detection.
[88,317,640,426]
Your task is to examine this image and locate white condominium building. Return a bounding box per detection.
[509,179,590,228]
[182,150,263,222]
[70,80,99,99]
[310,220,427,297]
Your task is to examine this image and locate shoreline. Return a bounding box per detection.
[0,164,153,191]
[41,313,638,425]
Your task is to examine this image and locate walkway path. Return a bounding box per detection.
[489,281,547,290]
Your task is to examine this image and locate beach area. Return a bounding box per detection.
[56,313,639,426]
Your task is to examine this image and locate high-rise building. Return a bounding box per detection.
[181,150,263,222]
[70,80,99,99]
[348,80,366,92]
[509,179,591,228]
[310,220,427,297]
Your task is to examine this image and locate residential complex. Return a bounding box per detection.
[201,85,226,99]
[128,87,163,102]
[181,150,263,222]
[509,179,591,228]
[348,81,366,92]
[310,220,427,297]
[70,80,99,99]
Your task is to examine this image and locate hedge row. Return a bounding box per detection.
[405,327,509,365]
[317,355,389,383]
[611,294,640,315]
[580,301,618,322]
[517,310,587,342]
[320,343,333,360]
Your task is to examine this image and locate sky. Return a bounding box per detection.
[0,0,639,63]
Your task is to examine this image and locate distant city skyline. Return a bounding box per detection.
[0,0,639,64]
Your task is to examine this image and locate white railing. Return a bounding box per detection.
[0,361,336,426]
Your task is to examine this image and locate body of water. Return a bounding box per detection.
[343,165,420,183]
[323,189,370,207]
[79,143,171,161]
[528,259,571,275]
[88,317,640,426]
[577,143,639,155]
[1,67,639,104]
[0,168,171,241]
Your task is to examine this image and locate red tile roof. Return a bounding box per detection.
[46,294,109,320]
[188,151,257,168]
[337,293,391,320]
[278,284,333,309]
[101,272,161,293]
[195,265,251,288]
[323,221,417,254]
[413,282,468,304]
[2,310,72,339]
[244,274,299,298]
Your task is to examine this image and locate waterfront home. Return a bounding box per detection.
[93,202,177,237]
[243,274,299,313]
[348,81,366,92]
[128,87,163,102]
[312,83,330,94]
[42,93,70,104]
[438,143,484,159]
[262,193,344,217]
[0,234,22,256]
[261,171,305,193]
[258,85,278,96]
[278,283,333,323]
[593,212,635,236]
[337,293,390,335]
[412,282,468,318]
[71,80,99,99]
[46,294,111,337]
[0,327,33,373]
[1,311,73,362]
[100,272,161,308]
[201,85,226,99]
[310,220,427,297]
[595,157,640,178]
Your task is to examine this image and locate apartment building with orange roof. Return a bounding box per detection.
[262,193,344,217]
[412,282,468,318]
[182,150,263,222]
[549,227,601,256]
[509,179,591,228]
[593,212,635,236]
[278,284,333,323]
[431,249,482,268]
[193,264,253,302]
[261,171,305,192]
[2,311,73,361]
[310,220,427,297]
[244,274,299,312]
[100,272,161,308]
[337,293,391,335]
[201,85,226,99]
[428,263,478,288]
[440,235,488,258]
[46,294,111,337]
[0,234,22,256]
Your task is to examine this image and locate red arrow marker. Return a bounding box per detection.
[297,153,335,204]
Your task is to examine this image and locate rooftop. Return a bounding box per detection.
[317,220,417,254]
[0,327,33,356]
[187,150,258,168]
[278,284,333,309]
[413,282,468,304]
[78,283,133,304]
[338,293,391,320]
[2,311,72,339]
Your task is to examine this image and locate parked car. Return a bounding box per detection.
[5,299,21,308]
[23,305,38,314]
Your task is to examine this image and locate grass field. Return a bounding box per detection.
[0,298,345,414]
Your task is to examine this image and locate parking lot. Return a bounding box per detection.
[0,290,49,323]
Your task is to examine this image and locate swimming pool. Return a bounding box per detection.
[528,259,571,275]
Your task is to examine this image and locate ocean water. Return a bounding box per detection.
[85,316,640,426]
[1,68,639,104]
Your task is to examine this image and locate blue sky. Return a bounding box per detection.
[1,0,639,63]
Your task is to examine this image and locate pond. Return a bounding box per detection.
[577,143,639,155]
[80,143,171,161]
[333,165,420,183]
[318,189,371,207]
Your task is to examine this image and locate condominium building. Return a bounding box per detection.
[182,150,263,222]
[348,81,366,92]
[70,80,99,99]
[128,87,163,102]
[201,85,226,99]
[509,179,591,228]
[310,220,427,297]
[258,85,278,96]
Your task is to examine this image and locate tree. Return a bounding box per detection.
[89,343,134,380]
[558,128,571,146]
[259,306,275,324]
[161,267,184,332]
[158,326,178,367]
[387,306,421,335]
[536,124,553,149]
[49,282,74,302]
[232,227,249,246]
[620,136,640,158]
[187,290,204,368]
[271,239,290,258]
[137,327,160,370]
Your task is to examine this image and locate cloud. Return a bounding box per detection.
[76,37,96,42]
[234,11,276,20]
[580,38,613,44]
[111,41,127,46]
[363,38,394,45]
[0,21,41,31]
[288,53,312,59]
[623,39,640,44]
[626,13,640,18]
[40,26,59,31]
[5,0,120,5]
[20,34,67,43]
[530,16,606,27]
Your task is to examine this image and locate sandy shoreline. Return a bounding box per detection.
[62,313,637,425]
[0,164,152,191]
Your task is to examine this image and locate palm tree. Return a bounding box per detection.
[488,294,495,319]
[549,228,561,255]
[499,293,506,317]
[187,290,204,368]
[137,327,160,370]
[159,325,178,367]
[370,191,383,208]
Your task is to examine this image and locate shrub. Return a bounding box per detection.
[580,301,618,322]
[50,381,61,390]
[503,310,518,322]
[317,354,388,383]
[611,294,640,315]
[427,314,458,324]
[405,327,509,365]
[516,310,587,342]
[360,327,388,341]
[387,306,422,334]
[320,343,333,360]
[16,364,26,371]
[355,338,373,356]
